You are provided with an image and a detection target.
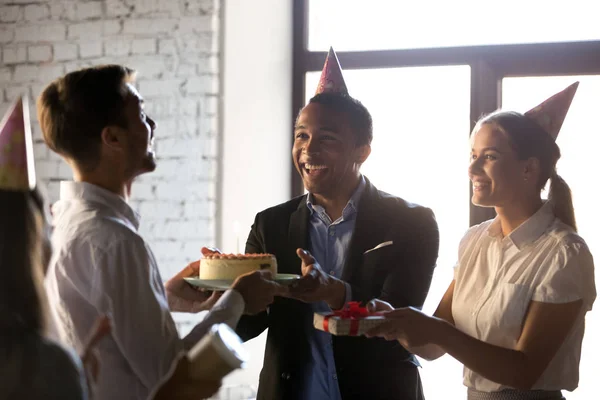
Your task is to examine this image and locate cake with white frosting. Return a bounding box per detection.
[200,253,277,280]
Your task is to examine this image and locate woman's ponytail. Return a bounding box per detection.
[548,171,577,231]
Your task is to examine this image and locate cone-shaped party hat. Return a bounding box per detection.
[315,47,348,96]
[0,96,36,191]
[524,81,579,140]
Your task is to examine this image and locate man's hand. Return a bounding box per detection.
[287,248,347,310]
[232,270,289,315]
[165,260,221,313]
[153,356,221,400]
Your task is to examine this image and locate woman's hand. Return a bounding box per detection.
[366,306,443,348]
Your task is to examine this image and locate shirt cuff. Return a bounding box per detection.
[344,282,352,304]
[213,289,245,328]
[181,289,245,350]
[329,281,352,311]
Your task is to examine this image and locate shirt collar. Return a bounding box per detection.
[486,202,555,249]
[59,181,141,229]
[306,175,366,221]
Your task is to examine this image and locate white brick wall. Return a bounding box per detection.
[0,2,263,397]
[0,0,221,283]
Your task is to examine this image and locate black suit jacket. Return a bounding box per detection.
[236,178,439,400]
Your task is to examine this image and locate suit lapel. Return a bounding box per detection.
[341,179,387,282]
[287,196,310,275]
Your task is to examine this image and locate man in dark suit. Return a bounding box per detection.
[235,49,439,400]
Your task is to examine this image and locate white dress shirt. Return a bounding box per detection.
[452,202,596,392]
[45,181,245,400]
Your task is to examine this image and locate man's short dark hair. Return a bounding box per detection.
[308,92,373,146]
[37,65,136,170]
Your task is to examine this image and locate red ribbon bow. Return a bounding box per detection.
[322,302,382,336]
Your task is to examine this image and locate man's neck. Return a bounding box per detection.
[74,169,130,201]
[311,176,361,222]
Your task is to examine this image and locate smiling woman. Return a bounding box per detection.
[468,111,560,221]
[366,83,596,400]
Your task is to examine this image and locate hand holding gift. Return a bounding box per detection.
[365,299,443,348]
[366,298,394,312]
[314,301,386,336]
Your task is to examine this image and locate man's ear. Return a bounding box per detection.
[100,125,126,152]
[355,144,371,164]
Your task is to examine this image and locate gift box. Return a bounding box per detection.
[313,302,386,336]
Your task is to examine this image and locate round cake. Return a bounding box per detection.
[200,253,278,280]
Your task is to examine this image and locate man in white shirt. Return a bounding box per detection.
[38,65,286,400]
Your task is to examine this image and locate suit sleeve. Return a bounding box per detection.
[234,213,270,341]
[379,207,439,308]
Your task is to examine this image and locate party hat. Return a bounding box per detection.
[0,96,36,191]
[524,82,579,140]
[315,47,348,95]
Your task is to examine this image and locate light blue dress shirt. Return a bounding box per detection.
[301,176,366,400]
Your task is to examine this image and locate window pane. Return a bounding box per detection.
[309,0,600,51]
[306,65,471,399]
[503,75,600,399]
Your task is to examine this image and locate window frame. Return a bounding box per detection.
[291,0,600,225]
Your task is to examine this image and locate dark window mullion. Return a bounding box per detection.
[304,42,600,73]
[291,0,309,198]
[292,0,600,207]
[469,60,501,226]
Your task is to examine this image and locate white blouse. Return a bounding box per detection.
[452,202,596,392]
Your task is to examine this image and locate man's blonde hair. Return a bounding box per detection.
[37,65,136,170]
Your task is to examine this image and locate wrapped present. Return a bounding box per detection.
[314,302,386,336]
